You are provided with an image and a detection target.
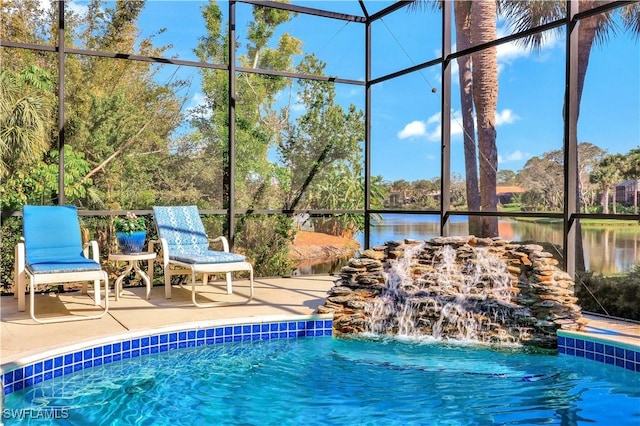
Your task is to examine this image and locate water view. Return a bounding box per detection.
[298,214,640,276]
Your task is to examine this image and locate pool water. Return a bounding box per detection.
[4,337,639,425]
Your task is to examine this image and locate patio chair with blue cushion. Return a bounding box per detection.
[152,206,254,307]
[14,205,109,323]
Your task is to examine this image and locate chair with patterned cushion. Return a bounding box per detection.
[15,205,109,323]
[151,205,254,307]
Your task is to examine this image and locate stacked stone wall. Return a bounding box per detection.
[319,236,584,349]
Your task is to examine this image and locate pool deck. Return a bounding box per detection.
[0,275,335,366]
[1,275,639,367]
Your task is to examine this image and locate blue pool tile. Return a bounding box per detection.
[262,324,269,332]
[33,375,43,385]
[188,330,196,340]
[73,352,83,363]
[94,358,102,367]
[243,325,251,334]
[215,337,224,344]
[605,345,614,356]
[576,350,585,358]
[575,339,585,349]
[142,337,150,347]
[197,330,205,339]
[605,356,614,365]
[123,341,131,351]
[54,356,63,368]
[615,347,624,358]
[73,364,82,372]
[565,338,575,348]
[206,328,214,338]
[151,335,159,345]
[83,349,92,359]
[557,336,565,346]
[585,341,594,351]
[253,324,261,333]
[132,350,140,357]
[178,331,186,341]
[159,345,168,352]
[14,381,23,392]
[169,343,177,350]
[63,366,72,375]
[34,362,43,374]
[93,347,102,357]
[54,369,63,378]
[233,326,242,335]
[24,365,33,378]
[270,323,279,331]
[625,361,635,371]
[160,334,169,344]
[169,333,178,342]
[44,359,53,371]
[595,343,604,353]
[103,345,112,355]
[132,339,140,349]
[225,326,233,335]
[615,358,624,368]
[625,349,635,360]
[151,347,159,354]
[83,361,92,369]
[104,356,112,364]
[586,351,595,360]
[113,342,122,353]
[122,352,131,360]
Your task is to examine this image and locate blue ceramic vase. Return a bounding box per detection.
[116,231,147,254]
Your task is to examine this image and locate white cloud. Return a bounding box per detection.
[398,120,427,140]
[495,109,519,126]
[498,150,532,164]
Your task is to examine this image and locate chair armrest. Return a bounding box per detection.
[208,236,230,252]
[153,238,171,266]
[82,240,101,262]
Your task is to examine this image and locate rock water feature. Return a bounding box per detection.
[319,236,585,349]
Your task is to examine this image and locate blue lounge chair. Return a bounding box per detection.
[15,205,109,323]
[152,206,254,307]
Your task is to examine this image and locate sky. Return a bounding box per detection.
[65,0,640,183]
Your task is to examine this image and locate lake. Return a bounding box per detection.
[296,214,640,276]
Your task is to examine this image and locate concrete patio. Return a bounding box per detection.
[1,275,335,365]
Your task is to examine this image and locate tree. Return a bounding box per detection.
[470,0,500,237]
[590,153,624,213]
[0,66,54,179]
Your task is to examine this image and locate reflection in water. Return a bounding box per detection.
[296,214,640,275]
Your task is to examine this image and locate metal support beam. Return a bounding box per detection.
[563,0,580,278]
[440,1,452,237]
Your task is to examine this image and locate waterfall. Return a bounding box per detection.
[366,242,517,343]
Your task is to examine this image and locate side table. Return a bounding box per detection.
[108,252,156,301]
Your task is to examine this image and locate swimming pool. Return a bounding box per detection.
[3,336,639,425]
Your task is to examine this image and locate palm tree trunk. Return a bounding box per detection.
[454,1,482,237]
[470,0,499,237]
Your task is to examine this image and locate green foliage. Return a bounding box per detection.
[113,211,146,233]
[576,269,640,321]
[235,215,295,277]
[0,217,22,292]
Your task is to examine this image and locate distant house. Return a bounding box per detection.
[496,186,526,204]
[615,179,639,206]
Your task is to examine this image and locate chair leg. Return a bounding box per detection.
[28,276,110,324]
[225,272,233,294]
[165,268,172,299]
[93,280,101,305]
